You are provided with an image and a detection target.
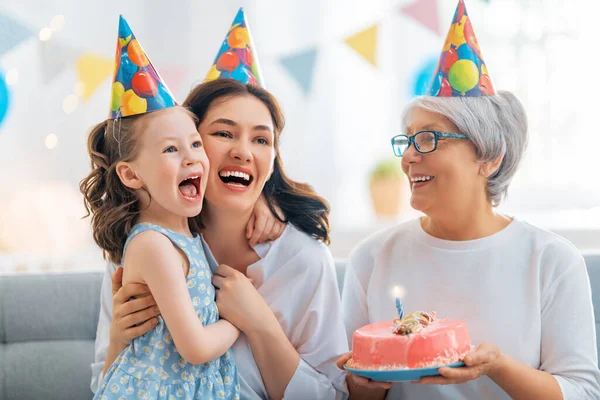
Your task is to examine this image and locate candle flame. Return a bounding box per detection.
[391,285,406,299]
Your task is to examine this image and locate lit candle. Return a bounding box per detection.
[396,297,404,320]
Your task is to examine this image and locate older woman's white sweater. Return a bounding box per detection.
[342,218,600,400]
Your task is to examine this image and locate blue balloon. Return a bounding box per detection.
[146,85,177,110]
[230,65,250,84]
[115,53,138,91]
[0,71,10,128]
[456,43,480,66]
[411,56,439,97]
[428,72,443,96]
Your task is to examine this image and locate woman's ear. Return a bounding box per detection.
[482,155,503,178]
[116,161,144,189]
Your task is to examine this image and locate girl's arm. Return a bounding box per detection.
[246,193,285,246]
[125,230,240,365]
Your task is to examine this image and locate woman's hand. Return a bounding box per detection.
[336,352,393,390]
[212,264,277,334]
[109,267,160,351]
[246,193,285,246]
[416,343,502,385]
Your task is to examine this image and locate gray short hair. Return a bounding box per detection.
[401,91,528,206]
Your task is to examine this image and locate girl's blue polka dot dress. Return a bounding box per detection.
[94,223,240,400]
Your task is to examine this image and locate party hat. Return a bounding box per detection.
[109,15,177,119]
[428,0,495,97]
[204,8,265,87]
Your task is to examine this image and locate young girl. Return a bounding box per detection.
[82,16,240,399]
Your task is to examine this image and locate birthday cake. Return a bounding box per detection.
[347,300,471,370]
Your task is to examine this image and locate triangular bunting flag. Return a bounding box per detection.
[158,65,190,93]
[280,48,318,95]
[39,40,81,85]
[0,13,34,57]
[344,25,378,67]
[401,0,441,35]
[76,54,113,101]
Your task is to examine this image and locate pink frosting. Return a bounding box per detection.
[350,318,471,370]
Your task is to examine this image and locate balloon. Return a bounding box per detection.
[479,74,495,95]
[440,77,453,97]
[412,56,439,96]
[441,48,458,74]
[230,65,251,84]
[463,17,482,58]
[111,82,125,112]
[216,51,240,72]
[429,73,442,96]
[235,48,253,68]
[113,39,122,81]
[227,27,250,49]
[127,39,149,67]
[146,65,161,85]
[132,71,158,98]
[116,53,138,89]
[157,85,176,108]
[120,89,147,116]
[447,19,467,49]
[145,85,175,111]
[205,65,221,81]
[454,0,466,23]
[448,59,479,95]
[0,72,10,128]
[456,43,479,65]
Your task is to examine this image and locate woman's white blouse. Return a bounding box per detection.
[92,224,348,399]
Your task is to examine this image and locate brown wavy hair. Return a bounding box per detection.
[80,108,200,264]
[183,79,331,244]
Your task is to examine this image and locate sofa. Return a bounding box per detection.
[2,253,600,400]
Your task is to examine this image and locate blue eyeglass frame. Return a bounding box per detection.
[391,130,468,157]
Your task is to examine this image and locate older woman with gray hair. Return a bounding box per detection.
[337,1,600,399]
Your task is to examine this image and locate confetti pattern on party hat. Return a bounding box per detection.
[428,0,495,97]
[109,15,177,119]
[204,8,265,87]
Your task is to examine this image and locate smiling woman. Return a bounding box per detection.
[185,79,331,244]
[181,79,349,399]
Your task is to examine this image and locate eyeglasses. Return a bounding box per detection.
[391,130,468,157]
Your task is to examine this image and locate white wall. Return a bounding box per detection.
[0,0,598,271]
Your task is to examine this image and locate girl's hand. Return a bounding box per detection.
[246,193,285,246]
[109,267,160,351]
[415,343,502,385]
[212,264,276,334]
[336,352,393,390]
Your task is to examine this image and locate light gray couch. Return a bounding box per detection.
[2,254,600,400]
